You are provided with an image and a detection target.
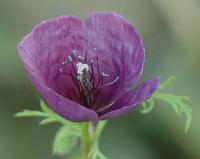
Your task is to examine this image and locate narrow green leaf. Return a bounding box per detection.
[159,76,175,90]
[95,120,107,139]
[153,92,192,133]
[15,100,82,133]
[40,100,54,114]
[185,107,192,133]
[97,150,108,159]
[140,98,155,114]
[89,142,108,159]
[39,117,57,125]
[15,110,48,118]
[89,121,108,159]
[53,126,78,156]
[141,76,192,133]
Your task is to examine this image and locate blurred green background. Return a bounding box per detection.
[0,0,199,159]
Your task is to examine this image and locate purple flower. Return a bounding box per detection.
[18,12,160,122]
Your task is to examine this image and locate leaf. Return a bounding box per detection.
[40,100,53,114]
[94,121,108,139]
[89,121,108,159]
[153,92,192,133]
[15,100,82,133]
[159,76,175,90]
[39,118,57,125]
[53,125,78,156]
[15,110,48,118]
[140,98,155,114]
[89,143,108,159]
[15,100,82,157]
[141,76,192,133]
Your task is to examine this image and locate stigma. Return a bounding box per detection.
[76,62,89,75]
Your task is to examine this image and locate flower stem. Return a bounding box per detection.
[81,122,90,159]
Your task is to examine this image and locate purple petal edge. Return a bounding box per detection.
[100,77,160,120]
[30,74,98,122]
[84,12,145,107]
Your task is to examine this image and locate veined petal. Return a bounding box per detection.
[100,77,160,120]
[84,12,145,107]
[17,12,160,122]
[30,74,98,122]
[18,16,86,101]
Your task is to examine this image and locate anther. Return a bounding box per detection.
[62,61,67,65]
[72,50,77,57]
[101,72,109,77]
[59,68,64,74]
[78,56,85,61]
[93,48,97,52]
[87,31,92,37]
[67,55,72,62]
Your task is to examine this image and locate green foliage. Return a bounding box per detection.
[159,76,176,90]
[53,125,78,156]
[89,143,107,159]
[140,98,154,114]
[15,109,48,117]
[89,121,108,159]
[15,100,81,131]
[15,100,81,156]
[15,75,192,159]
[140,76,192,133]
[15,100,108,158]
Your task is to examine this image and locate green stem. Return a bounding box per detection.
[81,122,90,159]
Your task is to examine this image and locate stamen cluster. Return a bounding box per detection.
[59,49,119,109]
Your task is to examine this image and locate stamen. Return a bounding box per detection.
[62,61,67,65]
[87,31,92,37]
[90,60,95,86]
[68,72,84,102]
[93,48,97,52]
[71,63,77,76]
[67,55,72,62]
[72,50,77,58]
[77,75,80,80]
[59,68,64,74]
[78,56,85,61]
[101,72,109,77]
[59,47,119,107]
[96,101,115,113]
[105,77,120,86]
[96,57,101,86]
[84,49,88,63]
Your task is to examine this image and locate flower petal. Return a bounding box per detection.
[18,16,86,102]
[30,74,98,122]
[84,12,145,107]
[100,77,160,120]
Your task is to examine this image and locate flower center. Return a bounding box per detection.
[59,49,119,110]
